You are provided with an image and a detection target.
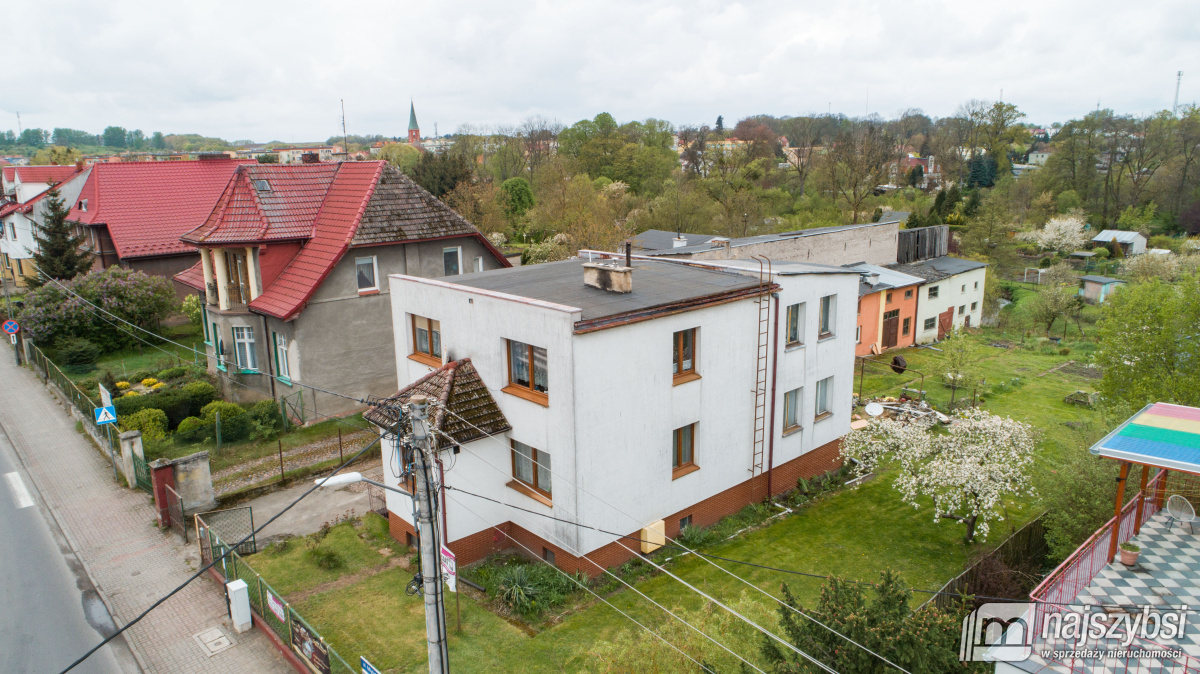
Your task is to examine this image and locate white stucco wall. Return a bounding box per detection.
[913,267,988,343]
[383,263,859,559]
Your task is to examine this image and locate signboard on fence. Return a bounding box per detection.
[440,544,457,592]
[361,656,381,674]
[98,383,113,408]
[267,588,287,623]
[291,619,331,674]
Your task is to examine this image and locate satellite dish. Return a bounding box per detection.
[890,355,908,374]
[865,402,884,417]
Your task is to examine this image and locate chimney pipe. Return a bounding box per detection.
[625,242,631,267]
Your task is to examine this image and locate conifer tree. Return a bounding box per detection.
[29,186,91,288]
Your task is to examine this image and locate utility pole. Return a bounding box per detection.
[408,395,450,673]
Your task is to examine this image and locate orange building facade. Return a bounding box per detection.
[848,264,925,357]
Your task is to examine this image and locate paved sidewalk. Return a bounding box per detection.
[0,354,291,673]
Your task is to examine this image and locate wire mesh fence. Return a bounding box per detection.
[27,342,122,474]
[196,506,257,555]
[196,516,358,674]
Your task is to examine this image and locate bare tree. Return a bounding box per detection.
[781,116,820,195]
[677,125,712,177]
[824,122,893,223]
[1120,112,1173,209]
[520,115,563,184]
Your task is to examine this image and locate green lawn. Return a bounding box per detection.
[64,322,208,384]
[244,289,1104,672]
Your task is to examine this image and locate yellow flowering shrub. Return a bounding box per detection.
[116,382,130,390]
[141,378,159,387]
[124,390,140,397]
[152,382,167,390]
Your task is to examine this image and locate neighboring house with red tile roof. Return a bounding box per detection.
[174,161,510,415]
[2,164,85,203]
[65,157,251,290]
[1,168,91,289]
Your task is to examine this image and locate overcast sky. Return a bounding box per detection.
[7,0,1199,143]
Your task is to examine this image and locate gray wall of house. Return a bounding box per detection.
[205,235,506,418]
[679,222,900,267]
[125,254,201,299]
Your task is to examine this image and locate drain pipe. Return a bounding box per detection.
[766,292,781,498]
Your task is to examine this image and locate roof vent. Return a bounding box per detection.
[863,272,880,286]
[583,261,633,294]
[672,236,688,248]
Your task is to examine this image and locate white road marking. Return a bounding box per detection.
[4,471,33,509]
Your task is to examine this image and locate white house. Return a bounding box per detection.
[1092,230,1147,256]
[1,168,90,288]
[369,254,860,574]
[2,165,83,203]
[889,257,988,342]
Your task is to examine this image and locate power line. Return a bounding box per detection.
[443,470,763,673]
[60,433,384,673]
[429,415,839,673]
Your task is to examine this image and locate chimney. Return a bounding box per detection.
[583,260,633,293]
[863,272,880,286]
[672,235,688,248]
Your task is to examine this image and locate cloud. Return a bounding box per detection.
[6,0,1199,141]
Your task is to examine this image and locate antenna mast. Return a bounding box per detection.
[1175,71,1183,116]
[15,112,21,135]
[341,99,349,155]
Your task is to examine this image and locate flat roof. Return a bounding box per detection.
[888,256,987,282]
[1079,275,1123,284]
[842,262,925,295]
[643,217,905,256]
[1091,403,1200,473]
[450,258,764,321]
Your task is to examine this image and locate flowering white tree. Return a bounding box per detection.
[840,409,1037,542]
[1029,214,1089,253]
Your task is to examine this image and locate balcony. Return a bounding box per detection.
[224,283,250,312]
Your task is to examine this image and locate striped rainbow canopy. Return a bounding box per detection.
[1091,403,1200,472]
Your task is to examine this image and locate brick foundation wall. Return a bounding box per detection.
[387,437,843,577]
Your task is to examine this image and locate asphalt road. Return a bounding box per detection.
[0,422,138,673]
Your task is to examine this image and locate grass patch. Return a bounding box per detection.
[252,513,396,597]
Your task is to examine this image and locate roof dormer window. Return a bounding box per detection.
[253,179,271,192]
[78,199,88,212]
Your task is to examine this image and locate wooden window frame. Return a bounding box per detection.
[882,309,900,321]
[672,328,700,385]
[923,317,936,331]
[902,317,911,336]
[818,295,835,339]
[904,289,913,300]
[928,285,939,298]
[783,388,802,435]
[503,339,549,406]
[409,315,443,368]
[508,440,552,506]
[885,291,893,304]
[814,376,833,421]
[785,303,804,347]
[672,423,699,479]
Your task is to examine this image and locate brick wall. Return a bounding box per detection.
[388,437,843,577]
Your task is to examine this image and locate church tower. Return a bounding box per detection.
[407,101,420,143]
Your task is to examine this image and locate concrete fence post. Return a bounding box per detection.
[119,430,143,489]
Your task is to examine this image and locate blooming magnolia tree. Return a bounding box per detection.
[1027,214,1089,253]
[840,409,1037,542]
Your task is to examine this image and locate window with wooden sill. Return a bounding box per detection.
[672,327,698,385]
[672,423,698,479]
[410,315,442,367]
[505,339,548,404]
[510,440,552,505]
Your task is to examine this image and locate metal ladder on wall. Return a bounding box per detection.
[749,256,771,476]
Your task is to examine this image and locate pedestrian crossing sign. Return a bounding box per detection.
[95,406,117,425]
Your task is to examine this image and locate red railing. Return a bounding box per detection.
[1029,470,1200,672]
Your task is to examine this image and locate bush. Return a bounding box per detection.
[497,565,539,615]
[157,366,188,380]
[115,381,130,390]
[18,267,177,350]
[304,543,343,571]
[677,524,717,549]
[152,382,167,390]
[59,338,100,367]
[175,416,213,443]
[1092,247,1110,259]
[141,377,158,387]
[201,400,244,422]
[248,399,282,429]
[202,401,250,442]
[181,293,203,324]
[182,380,216,410]
[120,408,169,441]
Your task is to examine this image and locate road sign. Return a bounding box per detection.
[440,544,457,592]
[8,334,14,345]
[98,383,113,408]
[2,320,18,335]
[360,656,381,674]
[94,406,118,426]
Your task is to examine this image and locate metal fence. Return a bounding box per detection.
[26,343,121,474]
[919,515,1048,612]
[281,390,306,428]
[164,484,187,543]
[196,516,357,674]
[196,505,257,556]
